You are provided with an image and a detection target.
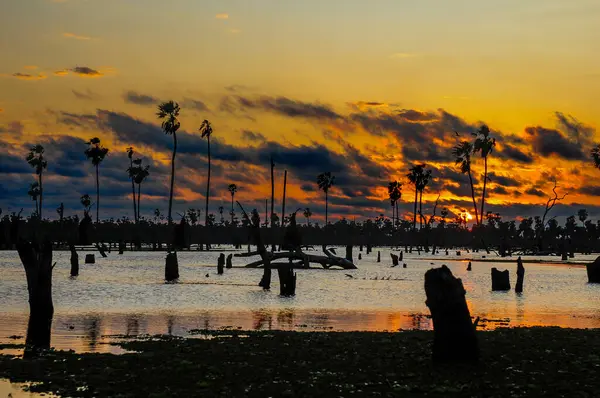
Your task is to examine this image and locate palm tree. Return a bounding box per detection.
[80,194,92,218]
[593,145,600,169]
[303,208,312,226]
[417,167,432,229]
[133,160,150,220]
[26,145,47,219]
[200,120,213,226]
[228,183,237,224]
[126,147,137,223]
[472,125,496,220]
[406,165,424,230]
[387,181,402,228]
[157,101,181,225]
[84,137,109,223]
[27,182,41,217]
[452,141,479,225]
[317,172,335,224]
[578,209,588,226]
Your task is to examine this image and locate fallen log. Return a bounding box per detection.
[244,250,357,270]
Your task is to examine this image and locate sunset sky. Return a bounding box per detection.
[1,0,599,223]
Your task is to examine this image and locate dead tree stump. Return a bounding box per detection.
[467,261,472,271]
[358,253,362,260]
[118,240,125,255]
[165,251,179,282]
[390,253,399,266]
[17,241,54,357]
[277,264,296,296]
[226,254,233,269]
[515,256,525,293]
[377,251,381,263]
[217,253,225,275]
[399,251,403,261]
[85,254,95,264]
[587,256,600,283]
[491,268,510,291]
[345,245,353,263]
[424,265,478,362]
[69,244,79,277]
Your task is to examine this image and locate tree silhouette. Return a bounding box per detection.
[84,137,109,223]
[407,164,431,230]
[578,209,588,226]
[472,125,496,220]
[133,159,150,219]
[126,147,138,223]
[228,183,237,224]
[387,181,402,228]
[80,194,92,217]
[27,182,41,217]
[593,145,600,169]
[26,144,47,219]
[317,172,335,224]
[157,101,181,225]
[452,141,479,225]
[303,208,312,226]
[200,120,213,226]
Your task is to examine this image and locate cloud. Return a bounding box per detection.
[63,32,92,40]
[525,188,546,197]
[182,98,209,112]
[524,126,585,160]
[71,66,103,78]
[72,89,98,100]
[497,143,534,164]
[242,130,266,143]
[215,13,229,19]
[54,69,69,76]
[11,72,47,81]
[0,121,24,137]
[487,172,522,188]
[123,90,160,106]
[224,95,343,121]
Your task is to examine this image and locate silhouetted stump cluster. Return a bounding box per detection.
[17,241,54,357]
[491,268,510,291]
[515,256,525,293]
[424,265,479,362]
[587,256,600,284]
[165,252,179,282]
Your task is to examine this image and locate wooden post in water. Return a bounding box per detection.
[515,256,525,293]
[424,265,478,362]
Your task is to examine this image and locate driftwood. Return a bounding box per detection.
[587,256,600,283]
[491,268,510,291]
[244,246,357,270]
[424,265,478,362]
[17,241,54,357]
[515,256,525,293]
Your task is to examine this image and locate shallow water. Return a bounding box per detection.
[1,247,598,354]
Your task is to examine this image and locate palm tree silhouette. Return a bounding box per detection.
[157,101,181,225]
[80,194,92,217]
[126,147,138,223]
[26,145,47,219]
[228,183,237,224]
[133,159,150,220]
[407,165,429,230]
[452,140,479,225]
[27,182,41,217]
[417,166,432,229]
[472,125,496,220]
[317,172,335,225]
[303,208,312,226]
[200,120,213,226]
[577,209,588,226]
[387,181,402,228]
[84,137,109,223]
[593,145,600,169]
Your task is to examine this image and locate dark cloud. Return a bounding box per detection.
[555,112,595,145]
[525,188,546,197]
[487,172,522,188]
[123,91,159,106]
[301,183,316,192]
[182,98,209,112]
[72,89,98,101]
[223,95,342,120]
[524,126,584,160]
[490,186,508,195]
[242,130,266,142]
[0,121,24,137]
[71,66,103,77]
[579,185,600,196]
[498,143,534,164]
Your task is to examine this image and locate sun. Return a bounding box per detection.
[464,211,473,221]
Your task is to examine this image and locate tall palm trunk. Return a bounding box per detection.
[395,201,399,229]
[34,198,39,216]
[205,136,211,225]
[95,164,100,224]
[413,188,417,231]
[391,202,395,229]
[130,158,137,223]
[325,191,328,225]
[38,172,43,219]
[231,194,234,224]
[168,132,177,225]
[480,156,488,222]
[137,183,141,221]
[270,157,275,228]
[467,169,479,225]
[419,190,424,229]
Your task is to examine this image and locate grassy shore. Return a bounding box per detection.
[1,327,599,397]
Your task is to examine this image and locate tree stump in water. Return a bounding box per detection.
[277,264,296,296]
[85,254,95,264]
[226,254,233,269]
[69,244,79,277]
[17,241,54,357]
[165,251,179,282]
[358,253,362,260]
[467,261,472,271]
[515,256,525,293]
[345,245,353,263]
[359,245,363,252]
[424,265,478,363]
[118,240,125,255]
[445,249,449,255]
[390,253,399,266]
[366,244,372,254]
[456,251,461,256]
[561,252,568,261]
[491,268,510,291]
[217,253,225,275]
[399,251,403,261]
[587,256,600,283]
[377,251,381,263]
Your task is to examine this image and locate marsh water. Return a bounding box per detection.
[1,247,599,355]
